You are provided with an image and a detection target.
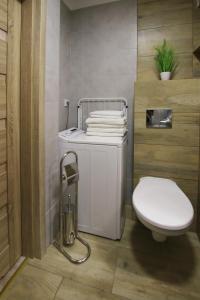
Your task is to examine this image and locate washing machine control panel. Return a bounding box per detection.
[59,128,84,139]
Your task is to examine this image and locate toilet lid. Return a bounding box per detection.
[132,177,194,230]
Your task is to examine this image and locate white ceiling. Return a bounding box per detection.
[63,0,120,10]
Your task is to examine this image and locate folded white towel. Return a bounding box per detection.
[87,123,125,129]
[86,131,127,137]
[86,117,127,125]
[87,127,127,134]
[90,110,124,118]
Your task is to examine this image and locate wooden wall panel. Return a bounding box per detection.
[134,79,200,231]
[192,3,200,77]
[0,181,9,280]
[138,1,192,30]
[193,56,200,78]
[135,113,199,147]
[137,0,193,81]
[0,119,6,165]
[0,207,9,253]
[0,0,9,281]
[0,29,7,41]
[135,143,199,180]
[138,24,193,57]
[21,0,46,258]
[0,75,6,119]
[193,22,200,53]
[0,39,7,74]
[0,0,22,281]
[135,79,200,113]
[193,0,200,22]
[0,0,8,32]
[7,0,22,266]
[0,246,10,279]
[0,164,7,209]
[137,53,193,81]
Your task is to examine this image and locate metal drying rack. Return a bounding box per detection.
[77,98,128,131]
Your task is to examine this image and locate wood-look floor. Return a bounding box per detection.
[1,207,200,300]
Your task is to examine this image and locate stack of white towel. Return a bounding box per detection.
[85,110,127,137]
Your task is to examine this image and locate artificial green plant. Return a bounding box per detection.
[154,39,178,74]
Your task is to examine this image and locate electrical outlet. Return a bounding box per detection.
[64,99,70,107]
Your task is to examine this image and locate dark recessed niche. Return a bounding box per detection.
[193,47,200,62]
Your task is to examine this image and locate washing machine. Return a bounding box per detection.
[58,98,128,240]
[58,129,127,240]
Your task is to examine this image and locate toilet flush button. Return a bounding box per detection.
[146,109,172,128]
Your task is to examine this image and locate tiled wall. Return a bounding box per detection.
[45,0,60,246]
[60,0,137,200]
[59,1,72,130]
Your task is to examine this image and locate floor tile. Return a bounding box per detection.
[113,268,198,300]
[2,216,200,300]
[1,264,63,300]
[81,218,135,250]
[28,237,118,292]
[112,222,200,300]
[55,277,128,300]
[125,204,135,221]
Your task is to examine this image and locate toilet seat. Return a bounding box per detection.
[132,177,194,231]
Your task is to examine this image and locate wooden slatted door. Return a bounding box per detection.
[0,0,10,278]
[0,0,21,278]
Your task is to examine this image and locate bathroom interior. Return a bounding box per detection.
[1,0,200,299]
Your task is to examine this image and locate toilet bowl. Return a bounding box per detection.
[132,177,194,242]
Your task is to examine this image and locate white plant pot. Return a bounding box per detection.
[160,72,171,80]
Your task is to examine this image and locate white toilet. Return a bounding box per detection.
[132,177,194,242]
